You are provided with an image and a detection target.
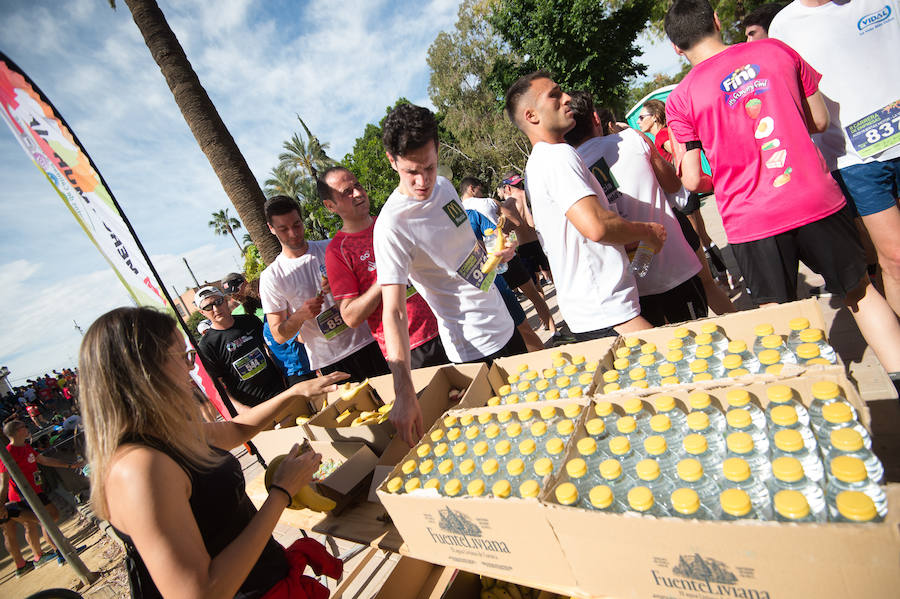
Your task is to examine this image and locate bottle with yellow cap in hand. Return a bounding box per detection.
[718,488,759,521]
[769,456,827,519]
[669,488,714,520]
[825,456,887,519]
[771,429,823,484]
[720,457,771,519]
[825,428,883,484]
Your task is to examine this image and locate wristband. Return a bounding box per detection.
[269,484,292,507]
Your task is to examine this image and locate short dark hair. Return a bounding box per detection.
[596,107,618,136]
[316,166,351,203]
[665,0,717,51]
[382,103,438,157]
[264,195,302,224]
[743,2,786,32]
[459,177,485,197]
[564,90,597,147]
[504,70,553,128]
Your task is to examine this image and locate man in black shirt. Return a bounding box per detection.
[194,286,287,414]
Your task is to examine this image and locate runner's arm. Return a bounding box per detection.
[35,454,80,469]
[638,132,681,193]
[266,294,324,345]
[566,196,667,253]
[803,90,829,134]
[336,284,383,329]
[381,284,423,447]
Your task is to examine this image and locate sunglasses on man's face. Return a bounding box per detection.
[200,297,225,311]
[225,279,244,291]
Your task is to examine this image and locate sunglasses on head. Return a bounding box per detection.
[200,296,225,311]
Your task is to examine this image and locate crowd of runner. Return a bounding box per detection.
[1,369,80,431]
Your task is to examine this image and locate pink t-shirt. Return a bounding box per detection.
[666,39,846,244]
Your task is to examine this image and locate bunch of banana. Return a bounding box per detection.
[480,576,543,599]
[264,453,337,512]
[481,215,508,274]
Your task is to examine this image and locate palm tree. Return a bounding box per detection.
[278,115,336,180]
[118,0,281,264]
[209,208,245,254]
[263,163,303,199]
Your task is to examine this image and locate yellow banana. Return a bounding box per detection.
[481,590,500,599]
[295,416,310,426]
[500,582,523,599]
[491,586,515,599]
[335,408,354,423]
[264,454,337,512]
[480,575,496,589]
[377,403,393,414]
[339,378,371,401]
[481,216,508,274]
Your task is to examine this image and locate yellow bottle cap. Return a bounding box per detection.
[830,428,864,451]
[585,361,599,373]
[668,338,685,351]
[810,380,840,400]
[722,457,750,482]
[535,380,550,392]
[444,478,462,496]
[589,485,614,509]
[492,480,512,499]
[578,373,594,387]
[460,414,475,426]
[689,392,712,410]
[516,381,530,394]
[506,422,522,438]
[404,477,422,492]
[624,398,644,415]
[506,458,525,477]
[640,342,657,354]
[518,408,534,422]
[608,436,631,456]
[498,385,512,397]
[519,438,537,456]
[653,395,675,412]
[683,433,708,455]
[770,405,799,426]
[573,355,586,365]
[543,367,559,379]
[577,437,598,456]
[677,458,704,482]
[507,374,520,385]
[728,340,748,354]
[525,369,539,381]
[473,441,489,457]
[649,414,671,433]
[534,457,553,477]
[443,415,458,428]
[487,396,501,407]
[547,388,564,400]
[695,333,713,345]
[467,479,485,496]
[771,456,804,482]
[823,402,853,424]
[540,405,558,419]
[485,424,501,440]
[518,363,530,374]
[799,328,825,343]
[695,345,714,359]
[639,354,656,368]
[457,458,475,476]
[545,437,565,455]
[556,419,575,435]
[465,426,480,440]
[789,317,810,331]
[423,478,441,491]
[726,431,754,455]
[401,459,417,475]
[836,491,878,522]
[628,367,647,380]
[627,486,655,512]
[766,384,793,403]
[451,443,468,459]
[686,410,710,431]
[658,363,677,377]
[552,350,564,360]
[568,387,584,399]
[506,394,520,405]
[617,416,637,434]
[726,408,752,429]
[555,482,579,506]
[553,357,567,368]
[830,455,867,483]
[566,458,588,479]
[662,376,681,385]
[725,388,751,408]
[613,354,630,370]
[632,380,650,389]
[430,429,445,442]
[417,444,432,459]
[599,459,622,481]
[636,459,661,481]
[671,488,701,515]
[386,477,403,493]
[482,458,499,476]
[774,489,810,520]
[758,349,781,366]
[673,326,692,339]
[419,459,435,475]
[438,459,454,475]
[519,479,541,498]
[564,403,582,418]
[773,429,803,452]
[564,365,579,377]
[722,354,743,370]
[497,410,513,423]
[728,368,751,377]
[700,322,719,334]
[625,337,642,348]
[720,488,752,517]
[666,349,685,363]
[762,334,783,349]
[446,428,461,442]
[765,364,784,375]
[495,439,512,456]
[796,343,819,360]
[478,412,494,425]
[754,323,775,337]
[585,418,606,436]
[644,435,667,456]
[595,401,614,417]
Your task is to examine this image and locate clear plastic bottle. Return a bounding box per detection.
[480,458,501,488]
[688,392,727,434]
[686,411,727,460]
[635,459,675,512]
[773,489,820,523]
[676,458,722,513]
[593,400,621,431]
[517,438,538,466]
[718,488,760,521]
[456,458,477,487]
[694,345,725,378]
[682,433,724,481]
[765,384,810,427]
[529,420,550,446]
[554,481,581,507]
[565,457,591,497]
[768,404,817,454]
[786,317,811,351]
[613,351,633,375]
[630,241,655,277]
[699,322,731,354]
[816,402,872,453]
[598,458,637,502]
[552,355,569,375]
[672,327,697,360]
[614,416,645,449]
[665,349,692,381]
[670,487,715,520]
[444,478,463,497]
[725,408,770,455]
[757,350,786,375]
[576,436,606,470]
[607,435,643,478]
[693,332,713,352]
[577,372,594,396]
[647,414,684,453]
[640,342,665,365]
[643,435,681,477]
[721,457,771,519]
[808,380,854,434]
[533,456,555,480]
[470,442,490,468]
[760,334,798,365]
[769,456,827,520]
[722,354,744,377]
[727,340,761,374]
[623,398,654,435]
[795,343,824,366]
[831,490,884,523]
[585,417,610,446]
[626,367,648,390]
[553,375,575,398]
[825,428,884,484]
[771,429,824,485]
[532,378,550,400]
[491,479,512,499]
[725,389,765,430]
[494,440,513,465]
[545,437,567,470]
[637,354,661,387]
[653,395,688,434]
[725,432,772,483]
[753,324,775,356]
[587,484,624,512]
[518,479,541,499]
[504,421,523,443]
[798,328,837,364]
[626,485,670,517]
[825,456,887,519]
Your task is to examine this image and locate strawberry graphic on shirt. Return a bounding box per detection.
[745,98,762,119]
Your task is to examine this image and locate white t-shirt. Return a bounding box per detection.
[259,240,374,371]
[462,196,499,224]
[769,0,900,170]
[374,177,514,362]
[524,142,641,333]
[576,130,701,296]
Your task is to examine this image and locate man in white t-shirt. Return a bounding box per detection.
[374,103,523,446]
[769,0,900,318]
[504,71,666,339]
[564,90,707,326]
[259,195,389,383]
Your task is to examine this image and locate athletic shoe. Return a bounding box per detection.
[34,551,57,567]
[57,544,87,566]
[15,561,35,577]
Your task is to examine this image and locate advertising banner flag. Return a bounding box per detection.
[0,51,230,418]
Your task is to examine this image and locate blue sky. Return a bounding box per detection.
[0,0,684,385]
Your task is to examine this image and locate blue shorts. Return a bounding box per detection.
[832,157,900,217]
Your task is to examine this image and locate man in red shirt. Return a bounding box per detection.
[1,420,82,573]
[320,167,449,369]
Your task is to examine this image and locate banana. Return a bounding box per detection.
[481,590,500,599]
[491,586,515,599]
[480,575,496,589]
[264,454,337,512]
[377,404,393,414]
[481,216,508,273]
[295,416,310,426]
[335,408,354,423]
[339,378,371,401]
[377,413,390,424]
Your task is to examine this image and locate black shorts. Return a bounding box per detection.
[1,493,51,524]
[410,336,449,369]
[468,329,528,365]
[501,255,532,289]
[320,341,390,383]
[673,208,702,252]
[573,326,618,342]
[639,275,709,327]
[517,240,551,271]
[731,205,867,304]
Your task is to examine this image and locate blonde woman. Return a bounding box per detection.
[79,307,347,598]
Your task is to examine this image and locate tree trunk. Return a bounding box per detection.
[124,0,281,264]
[227,225,245,255]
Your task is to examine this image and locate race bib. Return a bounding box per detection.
[316,305,350,340]
[232,347,267,381]
[405,284,418,299]
[845,99,900,159]
[456,242,497,292]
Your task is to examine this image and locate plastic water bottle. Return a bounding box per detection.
[676,458,722,513]
[665,349,692,381]
[769,405,817,454]
[773,489,820,523]
[586,484,624,512]
[722,354,746,377]
[614,416,645,449]
[565,457,592,497]
[760,334,798,365]
[533,456,554,480]
[687,392,727,434]
[545,437,567,470]
[765,384,810,427]
[786,317,811,351]
[623,336,643,354]
[753,324,775,356]
[630,241,655,277]
[757,350,787,375]
[699,322,730,353]
[623,398,654,435]
[831,490,884,523]
[670,488,715,520]
[771,429,824,485]
[626,485,670,517]
[640,342,664,364]
[682,433,724,481]
[575,436,607,470]
[635,459,675,512]
[693,332,713,352]
[690,361,716,385]
[718,488,760,520]
[637,354,661,386]
[594,401,621,431]
[643,435,681,475]
[585,417,610,447]
[816,402,872,453]
[686,412,727,459]
[480,458,501,488]
[721,457,771,519]
[657,363,678,384]
[825,456,887,519]
[795,343,827,366]
[724,389,766,431]
[725,432,772,483]
[626,368,650,390]
[598,458,638,502]
[825,428,884,484]
[646,416,683,455]
[727,340,761,373]
[725,408,769,455]
[554,482,582,507]
[769,456,827,520]
[608,435,643,477]
[798,328,837,364]
[694,345,725,378]
[577,372,594,396]
[672,327,698,360]
[552,354,569,375]
[808,381,854,433]
[653,395,688,434]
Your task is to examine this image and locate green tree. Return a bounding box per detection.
[185,309,207,336]
[623,62,691,113]
[632,0,774,44]
[242,244,265,281]
[208,208,244,254]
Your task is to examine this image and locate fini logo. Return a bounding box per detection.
[720,64,760,93]
[858,5,892,31]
